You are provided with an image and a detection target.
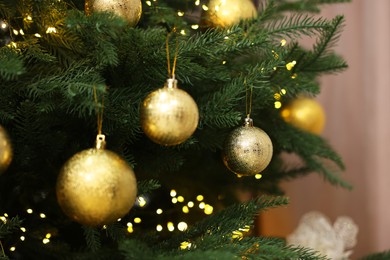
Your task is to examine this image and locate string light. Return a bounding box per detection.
[20,236,25,241]
[34,33,42,38]
[1,22,7,29]
[281,89,287,95]
[196,195,204,201]
[46,27,57,34]
[156,208,163,214]
[146,1,152,6]
[170,189,177,197]
[180,30,186,35]
[172,197,178,204]
[12,29,19,35]
[20,227,26,232]
[195,0,200,6]
[42,238,50,244]
[177,196,184,203]
[167,222,175,232]
[202,5,209,11]
[177,222,188,232]
[10,246,16,252]
[199,202,205,209]
[19,29,24,35]
[291,73,298,79]
[39,213,46,219]
[222,61,227,64]
[45,233,51,239]
[117,218,122,222]
[0,216,6,223]
[127,224,134,233]
[180,241,191,250]
[137,196,147,207]
[255,174,262,179]
[26,15,32,21]
[274,101,282,109]
[3,213,8,217]
[134,217,141,224]
[204,204,213,215]
[187,201,194,208]
[286,61,297,71]
[191,24,199,30]
[177,11,184,17]
[156,224,163,232]
[26,209,33,214]
[182,206,189,213]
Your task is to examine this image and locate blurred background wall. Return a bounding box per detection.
[259,0,390,258]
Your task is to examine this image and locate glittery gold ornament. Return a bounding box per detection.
[140,78,199,146]
[222,118,273,176]
[205,0,257,27]
[280,97,325,134]
[86,0,142,26]
[56,135,137,226]
[0,125,12,174]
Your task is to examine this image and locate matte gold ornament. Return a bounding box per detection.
[0,125,12,174]
[56,135,137,226]
[140,78,199,146]
[222,118,273,176]
[205,0,257,27]
[280,97,325,134]
[85,0,142,26]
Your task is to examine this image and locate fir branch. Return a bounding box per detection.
[361,250,390,260]
[0,217,22,239]
[0,48,25,80]
[106,222,126,242]
[266,14,330,38]
[82,226,101,252]
[137,180,161,195]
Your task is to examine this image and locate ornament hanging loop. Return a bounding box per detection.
[245,78,253,124]
[93,86,105,135]
[166,28,179,79]
[244,117,253,127]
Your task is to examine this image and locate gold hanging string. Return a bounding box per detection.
[165,28,180,79]
[245,79,253,119]
[93,86,105,135]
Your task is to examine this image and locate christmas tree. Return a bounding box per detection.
[1,0,385,259]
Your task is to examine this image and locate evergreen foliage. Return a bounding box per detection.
[0,0,377,259]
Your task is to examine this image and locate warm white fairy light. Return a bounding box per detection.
[195,0,200,6]
[34,33,42,38]
[187,201,194,208]
[103,225,107,229]
[10,246,16,252]
[177,11,184,17]
[191,24,199,30]
[19,29,25,35]
[134,217,141,224]
[3,213,8,217]
[202,5,209,11]
[281,89,287,95]
[177,222,188,232]
[222,61,227,64]
[180,241,191,250]
[167,222,175,232]
[180,29,186,35]
[46,27,57,34]
[177,196,184,203]
[199,202,205,209]
[146,1,152,6]
[13,29,19,35]
[274,101,282,109]
[156,224,163,232]
[172,197,178,204]
[1,22,7,29]
[42,238,50,244]
[20,227,26,232]
[170,189,177,197]
[137,196,147,207]
[27,209,33,214]
[182,206,189,214]
[20,236,25,241]
[127,223,133,233]
[26,15,32,21]
[255,174,262,179]
[45,233,51,239]
[204,204,213,215]
[0,216,7,223]
[40,213,46,219]
[196,195,204,201]
[156,208,163,214]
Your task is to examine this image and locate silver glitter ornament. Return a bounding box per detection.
[222,118,273,176]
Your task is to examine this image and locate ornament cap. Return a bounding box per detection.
[95,134,106,150]
[166,78,178,89]
[244,116,253,127]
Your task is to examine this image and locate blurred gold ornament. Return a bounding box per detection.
[0,125,12,174]
[56,135,137,226]
[281,97,325,134]
[86,0,142,26]
[140,78,199,146]
[222,118,273,176]
[205,0,257,27]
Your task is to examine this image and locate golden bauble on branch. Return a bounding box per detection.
[280,97,326,134]
[222,118,273,177]
[56,135,137,226]
[0,125,12,175]
[140,78,199,146]
[205,0,257,27]
[85,0,142,26]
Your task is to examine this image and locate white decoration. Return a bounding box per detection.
[287,211,358,260]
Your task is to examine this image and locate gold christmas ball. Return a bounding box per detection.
[281,97,326,134]
[86,0,142,26]
[0,125,12,175]
[222,119,273,176]
[56,148,137,226]
[205,0,257,27]
[140,79,199,146]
